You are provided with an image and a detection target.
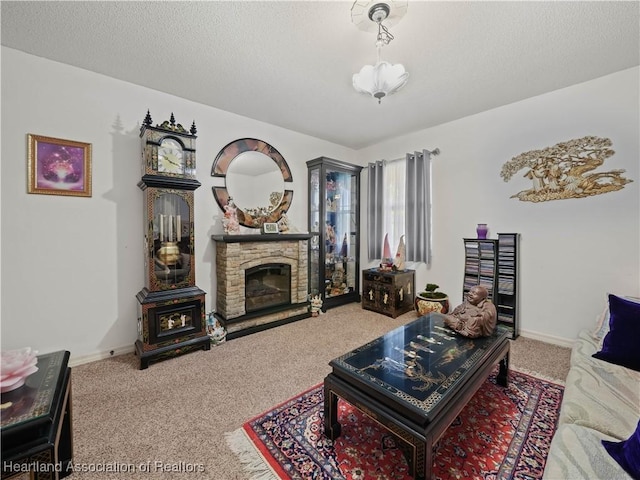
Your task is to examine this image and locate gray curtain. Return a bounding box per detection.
[367,160,384,260]
[405,150,432,264]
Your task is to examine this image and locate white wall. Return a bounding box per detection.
[357,67,640,345]
[0,47,355,363]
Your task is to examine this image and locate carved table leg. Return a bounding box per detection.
[497,347,510,387]
[323,378,341,439]
[417,437,430,480]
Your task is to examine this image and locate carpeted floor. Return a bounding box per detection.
[68,304,571,479]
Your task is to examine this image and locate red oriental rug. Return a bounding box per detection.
[226,370,564,480]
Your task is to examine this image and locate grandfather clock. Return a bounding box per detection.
[135,111,209,369]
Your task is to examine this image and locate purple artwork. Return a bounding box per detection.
[28,134,91,197]
[36,142,85,191]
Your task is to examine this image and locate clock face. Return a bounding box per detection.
[158,138,184,174]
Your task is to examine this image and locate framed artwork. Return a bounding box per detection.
[27,134,92,197]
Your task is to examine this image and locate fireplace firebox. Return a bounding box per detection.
[245,264,291,313]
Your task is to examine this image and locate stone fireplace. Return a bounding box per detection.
[212,234,312,338]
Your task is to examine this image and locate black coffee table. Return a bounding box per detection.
[324,313,510,480]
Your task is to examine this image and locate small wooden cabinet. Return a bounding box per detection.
[362,268,415,318]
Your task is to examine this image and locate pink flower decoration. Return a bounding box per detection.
[1,347,38,393]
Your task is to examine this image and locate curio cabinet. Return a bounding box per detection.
[307,157,363,311]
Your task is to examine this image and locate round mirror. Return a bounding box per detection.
[225,151,285,215]
[211,138,294,229]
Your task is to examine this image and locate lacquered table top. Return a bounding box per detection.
[329,313,509,418]
[1,350,69,431]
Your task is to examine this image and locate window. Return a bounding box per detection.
[368,150,434,265]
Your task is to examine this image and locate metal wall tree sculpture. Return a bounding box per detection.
[500,136,632,202]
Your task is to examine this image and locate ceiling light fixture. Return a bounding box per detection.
[351,1,409,104]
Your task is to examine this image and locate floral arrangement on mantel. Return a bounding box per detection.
[1,347,39,393]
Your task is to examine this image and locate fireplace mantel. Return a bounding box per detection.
[211,233,312,243]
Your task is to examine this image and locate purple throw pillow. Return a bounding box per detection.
[593,294,640,372]
[602,419,640,479]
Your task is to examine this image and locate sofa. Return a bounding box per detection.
[543,294,640,480]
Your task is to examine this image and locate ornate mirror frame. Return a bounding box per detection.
[211,138,294,228]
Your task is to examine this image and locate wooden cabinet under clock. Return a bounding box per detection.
[307,157,363,311]
[135,111,209,369]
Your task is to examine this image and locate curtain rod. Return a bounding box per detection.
[382,148,441,164]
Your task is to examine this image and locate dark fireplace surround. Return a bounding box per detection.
[212,234,311,339]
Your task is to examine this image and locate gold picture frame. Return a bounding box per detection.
[28,134,92,197]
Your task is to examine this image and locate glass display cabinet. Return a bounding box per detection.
[307,157,363,311]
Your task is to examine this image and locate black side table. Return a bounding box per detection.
[1,350,73,479]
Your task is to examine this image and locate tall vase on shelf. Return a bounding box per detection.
[476,223,488,239]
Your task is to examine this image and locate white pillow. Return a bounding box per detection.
[591,305,610,342]
[591,294,640,347]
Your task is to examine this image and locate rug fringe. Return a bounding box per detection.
[225,428,279,480]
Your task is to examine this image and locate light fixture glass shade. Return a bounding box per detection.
[353,61,409,103]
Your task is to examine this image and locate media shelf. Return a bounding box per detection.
[496,233,519,338]
[462,233,519,338]
[463,239,498,301]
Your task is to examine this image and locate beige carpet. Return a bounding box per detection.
[68,304,570,479]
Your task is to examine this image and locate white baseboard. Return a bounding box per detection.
[68,344,135,367]
[519,329,574,348]
[67,329,574,367]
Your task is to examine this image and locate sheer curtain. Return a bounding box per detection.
[367,159,408,261]
[384,160,406,256]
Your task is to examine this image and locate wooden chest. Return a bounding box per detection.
[362,268,415,318]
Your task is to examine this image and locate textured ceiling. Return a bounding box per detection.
[2,1,639,149]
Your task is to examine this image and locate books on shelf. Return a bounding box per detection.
[498,276,515,294]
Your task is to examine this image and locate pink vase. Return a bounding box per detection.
[476,224,488,239]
